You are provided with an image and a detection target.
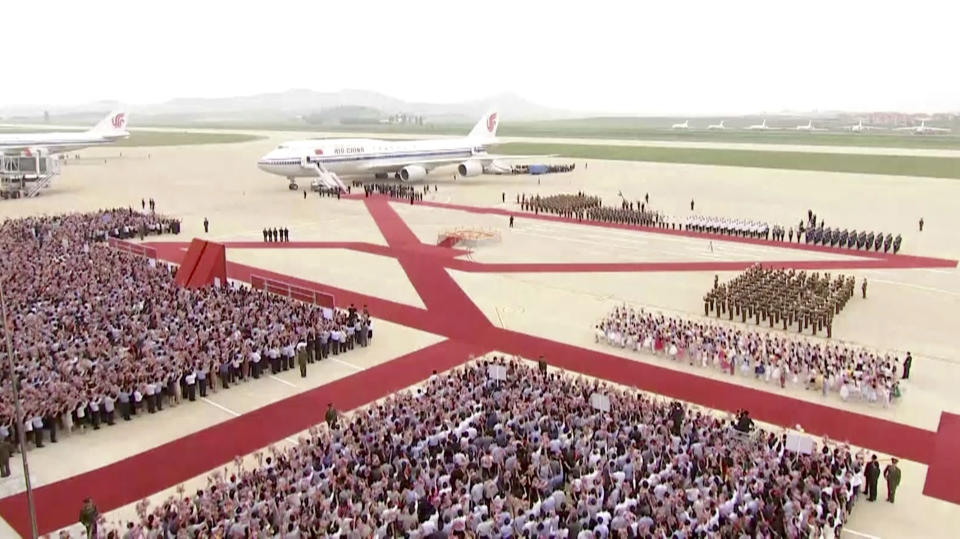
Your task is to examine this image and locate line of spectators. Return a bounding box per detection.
[0,211,370,450]
[598,306,904,406]
[262,227,290,242]
[510,163,577,175]
[364,183,425,203]
[96,356,866,538]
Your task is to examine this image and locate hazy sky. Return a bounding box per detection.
[4,0,958,114]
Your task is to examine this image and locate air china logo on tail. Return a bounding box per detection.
[111,113,126,129]
[487,113,498,133]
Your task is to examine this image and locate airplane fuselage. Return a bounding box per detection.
[0,130,128,155]
[257,137,492,179]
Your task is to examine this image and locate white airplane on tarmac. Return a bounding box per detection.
[893,120,951,135]
[0,111,129,156]
[706,120,726,130]
[844,120,886,133]
[257,111,541,191]
[745,119,778,131]
[671,120,691,129]
[795,120,828,131]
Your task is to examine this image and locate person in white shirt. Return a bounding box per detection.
[185,370,197,401]
[145,382,157,414]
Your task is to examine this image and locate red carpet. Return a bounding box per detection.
[4,196,957,536]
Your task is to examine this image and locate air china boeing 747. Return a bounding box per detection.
[257,111,540,191]
[0,111,129,156]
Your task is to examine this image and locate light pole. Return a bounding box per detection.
[0,281,38,539]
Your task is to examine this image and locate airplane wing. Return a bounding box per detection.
[927,127,952,132]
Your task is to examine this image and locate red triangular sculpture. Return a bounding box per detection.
[174,238,227,288]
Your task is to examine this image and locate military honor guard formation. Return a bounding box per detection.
[704,265,856,337]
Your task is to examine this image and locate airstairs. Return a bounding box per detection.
[306,162,347,192]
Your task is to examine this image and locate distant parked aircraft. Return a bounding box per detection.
[795,120,827,132]
[844,120,886,133]
[894,120,951,135]
[707,120,726,130]
[745,119,777,131]
[671,120,691,130]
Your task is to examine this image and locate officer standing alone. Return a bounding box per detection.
[862,278,868,299]
[884,458,902,503]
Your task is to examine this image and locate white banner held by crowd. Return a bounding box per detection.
[322,308,333,320]
[785,433,815,455]
[487,365,507,381]
[590,392,611,412]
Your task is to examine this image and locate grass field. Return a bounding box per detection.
[499,142,960,180]
[138,117,960,150]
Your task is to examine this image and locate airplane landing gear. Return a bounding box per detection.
[287,177,299,190]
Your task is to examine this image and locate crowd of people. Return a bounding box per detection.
[364,183,432,203]
[84,207,181,241]
[597,306,905,405]
[703,265,856,337]
[0,210,371,451]
[96,357,866,538]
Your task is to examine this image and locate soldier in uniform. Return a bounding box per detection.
[883,233,892,253]
[325,402,338,428]
[297,342,308,378]
[893,234,902,253]
[862,278,868,299]
[874,232,883,251]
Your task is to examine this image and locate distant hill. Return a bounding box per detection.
[0,89,577,125]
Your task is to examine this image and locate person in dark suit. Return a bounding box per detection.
[903,352,912,380]
[865,454,881,501]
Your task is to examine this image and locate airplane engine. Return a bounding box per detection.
[398,165,427,182]
[457,160,483,177]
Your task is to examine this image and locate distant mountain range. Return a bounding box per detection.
[0,89,578,125]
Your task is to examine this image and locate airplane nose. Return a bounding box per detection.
[257,154,272,171]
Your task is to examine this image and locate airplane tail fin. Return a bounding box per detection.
[468,110,499,141]
[89,110,129,136]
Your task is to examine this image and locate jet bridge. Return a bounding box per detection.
[0,151,61,198]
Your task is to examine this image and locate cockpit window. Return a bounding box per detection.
[277,145,288,150]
